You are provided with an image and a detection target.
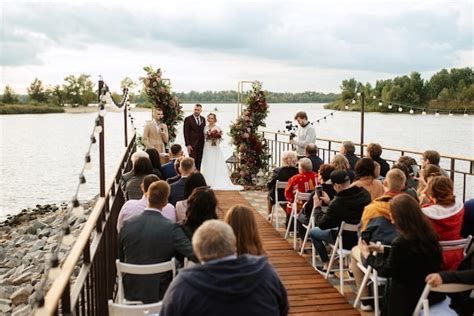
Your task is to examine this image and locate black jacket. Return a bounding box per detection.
[314,186,371,249]
[267,167,299,203]
[308,154,323,173]
[160,255,289,316]
[118,210,196,303]
[366,235,444,316]
[345,152,360,171]
[372,156,390,177]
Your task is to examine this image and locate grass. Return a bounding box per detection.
[0,103,65,114]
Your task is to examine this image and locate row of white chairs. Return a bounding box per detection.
[110,257,195,315]
[271,188,473,316]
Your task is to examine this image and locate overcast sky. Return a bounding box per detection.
[1,0,472,93]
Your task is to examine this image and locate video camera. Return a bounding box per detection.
[285,120,298,139]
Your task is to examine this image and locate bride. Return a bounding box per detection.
[200,113,243,191]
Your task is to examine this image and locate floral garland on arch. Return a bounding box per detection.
[229,81,270,185]
[140,66,184,142]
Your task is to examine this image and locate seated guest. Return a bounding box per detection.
[361,194,444,315]
[305,143,323,173]
[117,175,176,232]
[124,157,153,200]
[146,148,164,179]
[162,144,183,180]
[330,154,355,181]
[339,141,360,170]
[169,157,195,206]
[462,199,474,238]
[224,205,265,256]
[309,170,371,272]
[426,247,474,316]
[166,157,183,185]
[352,157,384,200]
[181,187,218,239]
[160,220,289,316]
[266,151,299,216]
[422,149,449,177]
[175,172,207,223]
[121,150,149,193]
[417,164,442,204]
[397,155,419,189]
[284,158,318,227]
[366,143,390,177]
[118,181,196,303]
[350,169,406,310]
[422,176,464,271]
[391,163,418,200]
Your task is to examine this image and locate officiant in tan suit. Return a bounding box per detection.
[143,108,169,153]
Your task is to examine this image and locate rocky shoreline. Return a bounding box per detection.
[0,199,96,315]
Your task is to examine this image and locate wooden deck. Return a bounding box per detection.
[215,191,359,316]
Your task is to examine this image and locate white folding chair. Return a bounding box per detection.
[116,258,176,304]
[413,283,474,316]
[324,221,359,295]
[353,259,387,315]
[440,235,472,255]
[298,204,322,262]
[269,180,289,229]
[183,257,196,269]
[108,300,163,316]
[284,191,311,249]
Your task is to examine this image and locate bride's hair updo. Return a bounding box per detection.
[207,113,217,122]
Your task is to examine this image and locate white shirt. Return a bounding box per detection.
[294,123,316,156]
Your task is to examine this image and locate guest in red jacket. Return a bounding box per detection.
[422,176,464,271]
[284,158,318,226]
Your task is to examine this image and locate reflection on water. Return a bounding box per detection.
[0,103,472,217]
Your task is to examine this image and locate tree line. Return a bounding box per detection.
[327,67,473,111]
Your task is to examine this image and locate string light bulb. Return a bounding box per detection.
[378,100,383,106]
[84,154,92,170]
[48,256,61,281]
[448,111,453,117]
[62,227,75,246]
[351,99,356,104]
[357,92,361,97]
[79,175,87,193]
[435,110,440,116]
[372,95,376,99]
[344,105,349,110]
[71,198,84,218]
[409,108,414,114]
[94,117,102,134]
[422,109,427,115]
[34,294,48,316]
[388,102,393,110]
[398,106,403,112]
[464,109,468,117]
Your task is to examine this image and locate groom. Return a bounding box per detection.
[183,104,206,170]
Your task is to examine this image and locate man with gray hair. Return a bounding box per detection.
[339,141,359,170]
[160,220,289,316]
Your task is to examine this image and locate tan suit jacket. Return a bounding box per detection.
[143,121,169,153]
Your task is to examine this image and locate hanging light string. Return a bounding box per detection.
[312,109,339,124]
[34,81,111,315]
[349,96,471,116]
[126,100,138,134]
[102,84,129,109]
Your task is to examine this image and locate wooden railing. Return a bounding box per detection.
[262,130,474,202]
[42,135,135,315]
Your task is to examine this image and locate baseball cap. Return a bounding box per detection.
[326,170,350,185]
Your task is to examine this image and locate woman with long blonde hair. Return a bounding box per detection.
[224,205,265,256]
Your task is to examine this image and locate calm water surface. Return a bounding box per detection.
[1,103,473,217]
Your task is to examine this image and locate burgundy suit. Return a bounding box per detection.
[183,115,205,170]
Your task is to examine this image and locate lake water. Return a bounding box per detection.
[0,103,473,217]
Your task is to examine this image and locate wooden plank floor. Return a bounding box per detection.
[215,191,359,316]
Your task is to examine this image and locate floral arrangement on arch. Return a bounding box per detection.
[229,81,270,185]
[140,66,184,142]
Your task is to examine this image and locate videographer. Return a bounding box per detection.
[290,111,316,157]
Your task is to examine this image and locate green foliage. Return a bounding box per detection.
[46,85,65,106]
[327,67,474,112]
[229,81,270,185]
[63,74,95,106]
[27,78,47,103]
[1,85,19,104]
[140,66,184,142]
[0,103,65,114]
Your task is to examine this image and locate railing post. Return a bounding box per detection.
[450,158,455,182]
[124,102,128,147]
[98,78,106,198]
[360,92,365,157]
[328,141,332,162]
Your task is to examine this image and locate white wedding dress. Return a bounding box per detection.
[200,125,243,191]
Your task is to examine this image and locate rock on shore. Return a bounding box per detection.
[0,199,96,315]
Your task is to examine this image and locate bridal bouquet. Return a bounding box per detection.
[206,128,223,146]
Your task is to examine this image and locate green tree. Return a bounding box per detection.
[27,78,47,103]
[120,77,137,91]
[2,85,19,104]
[46,85,65,106]
[437,88,452,106]
[340,78,358,101]
[63,74,95,106]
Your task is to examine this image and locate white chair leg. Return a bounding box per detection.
[422,299,429,316]
[275,205,279,230]
[339,246,344,295]
[373,269,379,315]
[353,265,372,308]
[325,242,338,279]
[299,224,311,255]
[284,209,293,239]
[311,242,316,267]
[293,210,297,249]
